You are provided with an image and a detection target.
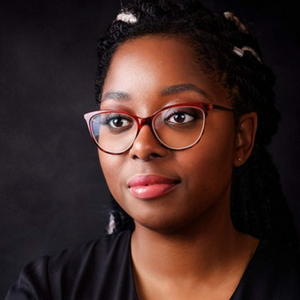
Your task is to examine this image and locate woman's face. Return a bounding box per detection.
[99,35,237,234]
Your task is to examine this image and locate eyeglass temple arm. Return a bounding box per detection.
[212,104,234,112]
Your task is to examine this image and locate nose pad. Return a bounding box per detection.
[129,124,169,160]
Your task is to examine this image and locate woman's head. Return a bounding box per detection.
[93,0,298,249]
[97,35,255,234]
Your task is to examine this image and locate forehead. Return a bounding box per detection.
[101,35,230,110]
[108,35,198,74]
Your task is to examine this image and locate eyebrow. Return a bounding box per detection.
[101,83,207,102]
[101,91,131,102]
[161,84,208,98]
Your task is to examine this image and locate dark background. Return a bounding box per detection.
[1,0,299,297]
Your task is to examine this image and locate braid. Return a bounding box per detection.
[106,195,135,234]
[96,0,299,250]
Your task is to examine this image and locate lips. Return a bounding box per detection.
[128,175,180,200]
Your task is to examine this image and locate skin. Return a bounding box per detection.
[98,35,258,300]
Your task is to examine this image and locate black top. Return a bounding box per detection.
[5,230,300,300]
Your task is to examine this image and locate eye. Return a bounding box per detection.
[102,113,134,132]
[163,107,201,127]
[167,112,195,124]
[109,117,129,128]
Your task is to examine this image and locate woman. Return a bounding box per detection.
[6,0,300,299]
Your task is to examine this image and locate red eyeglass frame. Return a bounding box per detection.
[84,102,234,154]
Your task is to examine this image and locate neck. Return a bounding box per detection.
[131,206,259,284]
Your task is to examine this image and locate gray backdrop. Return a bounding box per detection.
[1,0,299,298]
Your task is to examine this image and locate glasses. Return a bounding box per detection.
[84,103,234,154]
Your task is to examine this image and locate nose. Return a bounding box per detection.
[129,124,169,161]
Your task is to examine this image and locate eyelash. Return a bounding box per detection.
[102,114,133,128]
[165,110,198,120]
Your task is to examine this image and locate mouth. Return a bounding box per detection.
[128,175,180,200]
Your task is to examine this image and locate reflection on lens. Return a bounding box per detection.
[91,113,137,153]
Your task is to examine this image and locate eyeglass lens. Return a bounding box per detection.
[90,106,205,153]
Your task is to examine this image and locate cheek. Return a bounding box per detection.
[98,152,124,196]
[181,129,236,191]
[183,135,235,169]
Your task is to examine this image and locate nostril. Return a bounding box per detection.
[150,153,161,158]
[132,152,161,161]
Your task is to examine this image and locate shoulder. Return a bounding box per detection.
[233,240,300,300]
[5,230,133,300]
[49,229,131,272]
[5,255,52,300]
[251,240,300,279]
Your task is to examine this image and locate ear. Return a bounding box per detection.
[234,112,258,167]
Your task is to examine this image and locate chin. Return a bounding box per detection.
[132,211,199,236]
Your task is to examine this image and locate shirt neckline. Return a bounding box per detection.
[126,230,265,300]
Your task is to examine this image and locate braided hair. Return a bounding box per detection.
[95,0,299,250]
